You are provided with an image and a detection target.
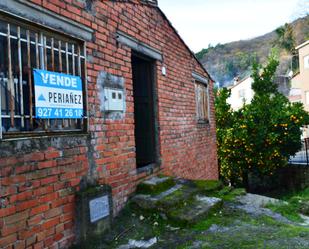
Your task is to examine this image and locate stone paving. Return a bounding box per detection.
[92,178,309,249]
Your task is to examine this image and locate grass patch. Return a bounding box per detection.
[265,202,303,222]
[193,180,223,193]
[158,186,197,210]
[94,204,172,249]
[161,188,185,201]
[84,186,309,249]
[208,186,246,201]
[264,187,309,222]
[193,214,309,249]
[192,207,251,231]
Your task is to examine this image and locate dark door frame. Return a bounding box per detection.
[131,51,161,172]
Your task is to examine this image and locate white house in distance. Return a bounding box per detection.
[289,40,309,111]
[289,40,309,139]
[227,66,292,111]
[227,76,254,110]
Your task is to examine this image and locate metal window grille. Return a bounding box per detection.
[195,82,209,122]
[0,15,87,138]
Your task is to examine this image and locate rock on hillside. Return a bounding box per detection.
[197,15,309,87]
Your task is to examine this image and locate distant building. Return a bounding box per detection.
[227,76,254,110]
[289,40,309,111]
[289,40,309,138]
[227,69,291,111]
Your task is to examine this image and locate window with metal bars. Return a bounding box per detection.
[195,81,209,123]
[0,15,87,138]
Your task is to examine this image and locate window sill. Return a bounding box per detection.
[137,163,160,175]
[197,119,209,125]
[1,130,89,142]
[197,119,211,129]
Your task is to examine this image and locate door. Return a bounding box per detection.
[132,54,156,168]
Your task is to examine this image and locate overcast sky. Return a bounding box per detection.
[159,0,308,52]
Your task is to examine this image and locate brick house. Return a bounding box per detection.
[0,0,218,248]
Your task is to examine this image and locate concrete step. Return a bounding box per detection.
[133,183,201,211]
[136,176,175,196]
[132,177,223,226]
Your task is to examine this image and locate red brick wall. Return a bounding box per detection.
[0,137,89,248]
[0,1,218,248]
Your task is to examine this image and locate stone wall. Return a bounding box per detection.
[248,165,309,193]
[278,165,309,190]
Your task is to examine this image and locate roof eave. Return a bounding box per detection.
[295,40,309,50]
[156,7,214,82]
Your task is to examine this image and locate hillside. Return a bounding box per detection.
[197,15,309,87]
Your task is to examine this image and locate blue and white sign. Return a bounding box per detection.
[33,69,84,119]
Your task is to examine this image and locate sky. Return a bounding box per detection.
[159,0,307,53]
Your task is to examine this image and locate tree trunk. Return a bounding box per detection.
[242,171,249,191]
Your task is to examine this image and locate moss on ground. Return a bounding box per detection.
[157,186,197,210]
[83,186,309,249]
[208,186,246,201]
[82,183,309,249]
[192,206,251,231]
[265,202,303,222]
[193,179,223,193]
[161,188,184,201]
[85,204,173,249]
[166,204,211,227]
[194,213,309,249]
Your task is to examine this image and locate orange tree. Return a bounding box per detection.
[215,56,309,187]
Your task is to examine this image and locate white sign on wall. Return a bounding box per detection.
[89,195,110,223]
[33,69,84,119]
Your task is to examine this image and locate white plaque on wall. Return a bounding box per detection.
[89,195,110,223]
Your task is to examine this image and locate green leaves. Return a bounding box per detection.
[275,23,296,54]
[251,55,279,95]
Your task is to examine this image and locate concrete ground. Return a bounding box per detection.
[86,190,309,249]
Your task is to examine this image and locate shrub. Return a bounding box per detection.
[216,56,309,187]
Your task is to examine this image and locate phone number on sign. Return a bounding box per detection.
[36,107,83,119]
